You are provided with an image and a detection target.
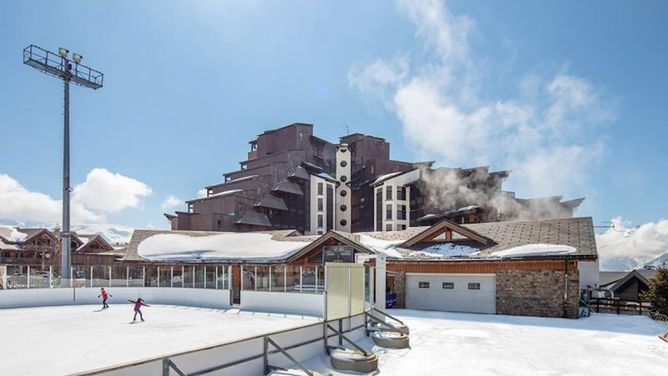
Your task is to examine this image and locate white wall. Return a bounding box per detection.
[578,260,600,289]
[0,288,231,310]
[240,291,324,317]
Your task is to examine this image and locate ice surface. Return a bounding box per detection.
[137,232,308,261]
[489,243,576,258]
[0,304,318,376]
[408,243,479,258]
[301,309,668,376]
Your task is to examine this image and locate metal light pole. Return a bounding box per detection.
[23,45,103,287]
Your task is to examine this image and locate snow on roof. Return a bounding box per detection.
[316,172,336,181]
[209,189,243,198]
[226,175,258,184]
[372,172,403,185]
[488,244,577,258]
[408,243,479,258]
[0,227,28,242]
[137,233,309,262]
[358,234,404,259]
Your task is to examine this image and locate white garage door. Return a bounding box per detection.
[405,273,496,314]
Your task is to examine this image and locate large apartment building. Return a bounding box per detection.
[165,123,583,234]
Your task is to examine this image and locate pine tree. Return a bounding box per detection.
[642,268,668,316]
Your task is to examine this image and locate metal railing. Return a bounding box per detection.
[74,309,374,376]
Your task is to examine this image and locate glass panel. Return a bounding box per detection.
[71,265,87,288]
[317,267,325,293]
[145,266,158,287]
[272,266,286,292]
[29,266,51,288]
[194,266,205,288]
[172,266,183,288]
[91,266,110,287]
[183,266,193,287]
[0,265,5,290]
[159,267,171,288]
[205,267,216,289]
[286,266,300,292]
[241,266,255,290]
[128,267,144,287]
[256,266,270,291]
[7,265,27,289]
[301,266,317,293]
[111,266,127,287]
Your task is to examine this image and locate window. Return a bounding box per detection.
[340,190,348,197]
[386,204,393,220]
[317,214,323,228]
[386,186,392,200]
[397,186,406,200]
[339,204,347,212]
[401,224,407,230]
[317,198,323,211]
[340,160,347,167]
[317,231,323,235]
[418,282,430,288]
[386,224,393,231]
[339,219,347,226]
[376,190,383,231]
[442,282,454,289]
[340,175,347,182]
[317,182,323,195]
[397,204,406,220]
[468,283,481,290]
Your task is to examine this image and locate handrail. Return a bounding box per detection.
[264,337,313,376]
[326,323,370,356]
[162,358,186,376]
[371,306,405,325]
[366,312,405,333]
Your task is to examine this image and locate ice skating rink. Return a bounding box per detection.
[0,304,318,376]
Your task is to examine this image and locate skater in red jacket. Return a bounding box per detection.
[128,298,150,322]
[98,288,112,309]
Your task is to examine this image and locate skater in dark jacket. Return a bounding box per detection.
[128,298,150,322]
[98,288,112,309]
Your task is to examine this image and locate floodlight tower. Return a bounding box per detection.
[23,45,104,287]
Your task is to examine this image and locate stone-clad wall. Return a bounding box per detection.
[393,271,406,308]
[496,268,580,318]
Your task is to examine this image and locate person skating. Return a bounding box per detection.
[98,287,112,309]
[128,298,150,322]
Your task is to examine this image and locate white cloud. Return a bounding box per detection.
[197,188,208,198]
[161,195,184,211]
[597,217,668,271]
[0,174,103,223]
[349,0,615,198]
[0,169,152,225]
[72,168,152,213]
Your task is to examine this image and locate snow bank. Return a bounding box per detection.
[359,235,404,259]
[409,243,479,258]
[372,172,402,185]
[137,233,308,261]
[490,244,576,258]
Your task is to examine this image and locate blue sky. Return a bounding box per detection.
[0,0,666,232]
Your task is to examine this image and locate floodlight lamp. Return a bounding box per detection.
[72,53,82,63]
[58,47,69,57]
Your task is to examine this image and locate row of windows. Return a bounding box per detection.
[418,281,481,290]
[385,186,407,201]
[385,204,407,220]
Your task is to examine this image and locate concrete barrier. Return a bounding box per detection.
[0,287,231,309]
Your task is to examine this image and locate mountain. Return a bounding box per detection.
[645,253,668,269]
[0,221,134,246]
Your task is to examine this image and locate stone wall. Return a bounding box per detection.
[393,271,406,308]
[496,268,580,318]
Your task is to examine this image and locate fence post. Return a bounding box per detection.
[27,266,30,289]
[616,299,620,315]
[126,266,129,287]
[49,266,53,288]
[162,357,170,376]
[90,266,94,287]
[108,266,112,287]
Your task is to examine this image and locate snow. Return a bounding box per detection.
[137,232,309,261]
[207,189,243,198]
[302,310,668,376]
[316,172,336,181]
[70,223,134,245]
[0,304,318,376]
[0,227,28,241]
[372,172,403,185]
[358,235,404,259]
[646,252,668,268]
[409,243,479,258]
[489,243,576,258]
[226,175,258,184]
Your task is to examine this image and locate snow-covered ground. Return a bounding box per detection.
[303,310,668,376]
[0,304,318,376]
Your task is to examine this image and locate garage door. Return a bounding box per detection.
[405,273,496,314]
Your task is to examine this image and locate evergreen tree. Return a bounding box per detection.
[642,268,668,316]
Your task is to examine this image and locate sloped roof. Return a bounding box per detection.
[289,166,311,181]
[287,230,376,263]
[401,219,495,247]
[254,194,289,211]
[235,211,272,227]
[272,180,304,195]
[600,269,657,291]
